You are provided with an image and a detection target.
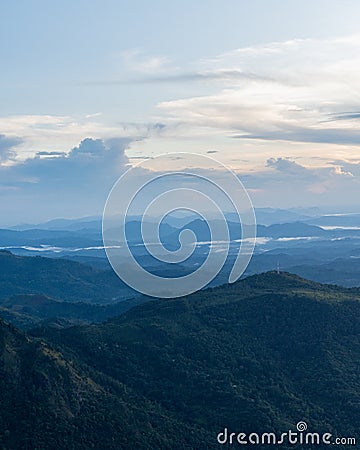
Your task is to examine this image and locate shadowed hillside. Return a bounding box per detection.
[20,272,360,449]
[0,250,136,303]
[0,318,212,449]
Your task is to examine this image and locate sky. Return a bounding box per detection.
[1,0,360,225]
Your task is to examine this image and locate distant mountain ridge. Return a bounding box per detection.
[3,219,359,253]
[8,207,319,230]
[0,250,136,303]
[0,293,146,330]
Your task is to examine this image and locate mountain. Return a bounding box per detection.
[1,220,178,250]
[257,222,327,238]
[287,257,360,287]
[9,209,313,231]
[0,228,102,247]
[0,250,136,303]
[252,208,313,225]
[0,293,146,330]
[10,216,102,231]
[0,317,206,449]
[123,220,175,243]
[170,220,328,243]
[306,213,360,228]
[17,272,358,449]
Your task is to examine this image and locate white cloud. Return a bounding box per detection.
[0,137,134,223]
[157,34,360,150]
[2,36,360,216]
[0,135,22,163]
[120,49,171,75]
[0,114,164,160]
[240,156,360,208]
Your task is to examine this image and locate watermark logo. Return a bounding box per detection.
[296,421,307,432]
[217,421,356,446]
[102,153,256,298]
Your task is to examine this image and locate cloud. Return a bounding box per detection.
[0,114,165,160]
[84,69,272,86]
[1,137,359,224]
[331,160,360,177]
[0,137,134,224]
[233,125,360,146]
[327,112,360,121]
[240,156,359,208]
[266,157,312,178]
[13,137,131,187]
[36,151,66,157]
[0,135,22,162]
[3,36,360,219]
[120,49,170,74]
[156,35,360,147]
[83,46,274,87]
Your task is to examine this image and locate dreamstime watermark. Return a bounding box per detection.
[102,153,256,298]
[217,421,356,446]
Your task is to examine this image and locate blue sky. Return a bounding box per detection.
[1,1,360,224]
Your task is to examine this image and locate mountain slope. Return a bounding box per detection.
[0,227,102,247]
[29,272,360,449]
[0,250,136,303]
[0,293,147,330]
[0,318,212,449]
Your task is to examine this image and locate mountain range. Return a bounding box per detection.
[0,250,137,303]
[0,272,359,449]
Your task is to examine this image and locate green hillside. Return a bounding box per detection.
[0,293,146,330]
[0,250,135,303]
[23,272,359,449]
[0,318,210,449]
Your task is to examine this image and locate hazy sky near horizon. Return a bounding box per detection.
[1,0,360,224]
